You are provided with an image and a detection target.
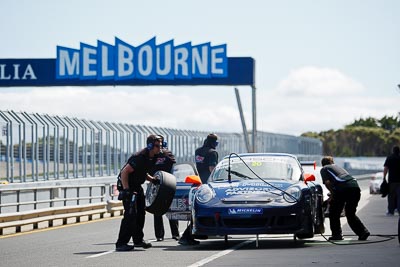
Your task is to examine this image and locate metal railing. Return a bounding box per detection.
[0,183,108,213]
[0,110,322,183]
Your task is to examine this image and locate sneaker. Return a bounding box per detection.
[386,212,395,216]
[358,232,370,241]
[116,244,134,252]
[178,238,200,245]
[156,237,164,242]
[328,235,344,241]
[172,236,180,241]
[134,240,152,249]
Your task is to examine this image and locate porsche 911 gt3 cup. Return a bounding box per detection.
[190,153,325,239]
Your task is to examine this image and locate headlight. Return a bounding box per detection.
[283,186,302,202]
[195,185,215,203]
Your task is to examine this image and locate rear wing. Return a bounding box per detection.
[300,161,317,170]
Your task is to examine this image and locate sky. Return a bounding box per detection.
[0,0,399,136]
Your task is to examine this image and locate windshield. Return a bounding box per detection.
[211,155,302,181]
[172,163,197,182]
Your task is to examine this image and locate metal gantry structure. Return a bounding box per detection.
[0,110,322,183]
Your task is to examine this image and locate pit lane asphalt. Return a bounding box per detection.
[1,179,399,267]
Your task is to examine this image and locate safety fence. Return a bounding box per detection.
[0,177,125,235]
[0,173,374,236]
[0,110,322,183]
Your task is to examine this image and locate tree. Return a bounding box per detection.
[378,115,400,132]
[301,115,399,156]
[346,117,378,128]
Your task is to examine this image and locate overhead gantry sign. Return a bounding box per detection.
[0,37,254,87]
[0,37,256,152]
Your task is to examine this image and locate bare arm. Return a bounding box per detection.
[324,180,334,195]
[209,165,215,174]
[383,166,388,181]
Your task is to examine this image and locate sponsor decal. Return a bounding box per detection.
[169,198,188,211]
[195,155,205,163]
[228,208,263,215]
[239,181,286,188]
[225,186,273,195]
[155,157,166,165]
[223,182,287,195]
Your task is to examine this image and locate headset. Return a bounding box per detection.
[205,133,218,149]
[146,134,168,150]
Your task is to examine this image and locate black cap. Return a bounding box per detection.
[146,134,162,145]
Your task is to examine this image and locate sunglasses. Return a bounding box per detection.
[153,144,161,148]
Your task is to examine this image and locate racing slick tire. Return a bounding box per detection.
[397,217,400,244]
[295,215,314,239]
[314,196,325,234]
[145,171,176,216]
[295,205,315,239]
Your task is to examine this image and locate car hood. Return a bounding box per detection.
[208,180,300,201]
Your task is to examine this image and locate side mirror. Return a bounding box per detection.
[304,173,316,184]
[185,175,202,185]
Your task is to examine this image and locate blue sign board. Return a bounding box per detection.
[0,37,255,87]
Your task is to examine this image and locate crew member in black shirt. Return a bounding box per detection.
[320,156,370,241]
[195,133,219,184]
[383,145,400,215]
[179,134,219,245]
[115,134,165,251]
[152,136,180,241]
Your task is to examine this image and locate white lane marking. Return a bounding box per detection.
[87,190,370,261]
[187,239,254,267]
[86,250,115,258]
[87,239,160,258]
[358,188,370,211]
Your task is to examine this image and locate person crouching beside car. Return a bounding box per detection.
[320,156,370,241]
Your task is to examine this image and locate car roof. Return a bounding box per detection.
[222,153,298,160]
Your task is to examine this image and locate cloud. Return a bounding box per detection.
[258,66,399,135]
[0,66,398,136]
[0,87,243,133]
[275,66,364,97]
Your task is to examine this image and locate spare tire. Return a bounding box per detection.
[145,171,176,216]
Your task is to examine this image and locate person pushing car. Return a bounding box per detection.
[320,156,370,241]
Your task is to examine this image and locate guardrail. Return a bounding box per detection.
[0,184,107,213]
[0,202,118,235]
[0,173,375,236]
[0,181,124,235]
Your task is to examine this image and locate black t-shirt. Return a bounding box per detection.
[195,145,218,183]
[150,148,176,174]
[384,154,400,183]
[320,164,358,191]
[126,148,176,191]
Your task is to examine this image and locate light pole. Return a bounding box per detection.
[398,85,400,119]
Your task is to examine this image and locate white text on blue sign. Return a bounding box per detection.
[56,37,228,80]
